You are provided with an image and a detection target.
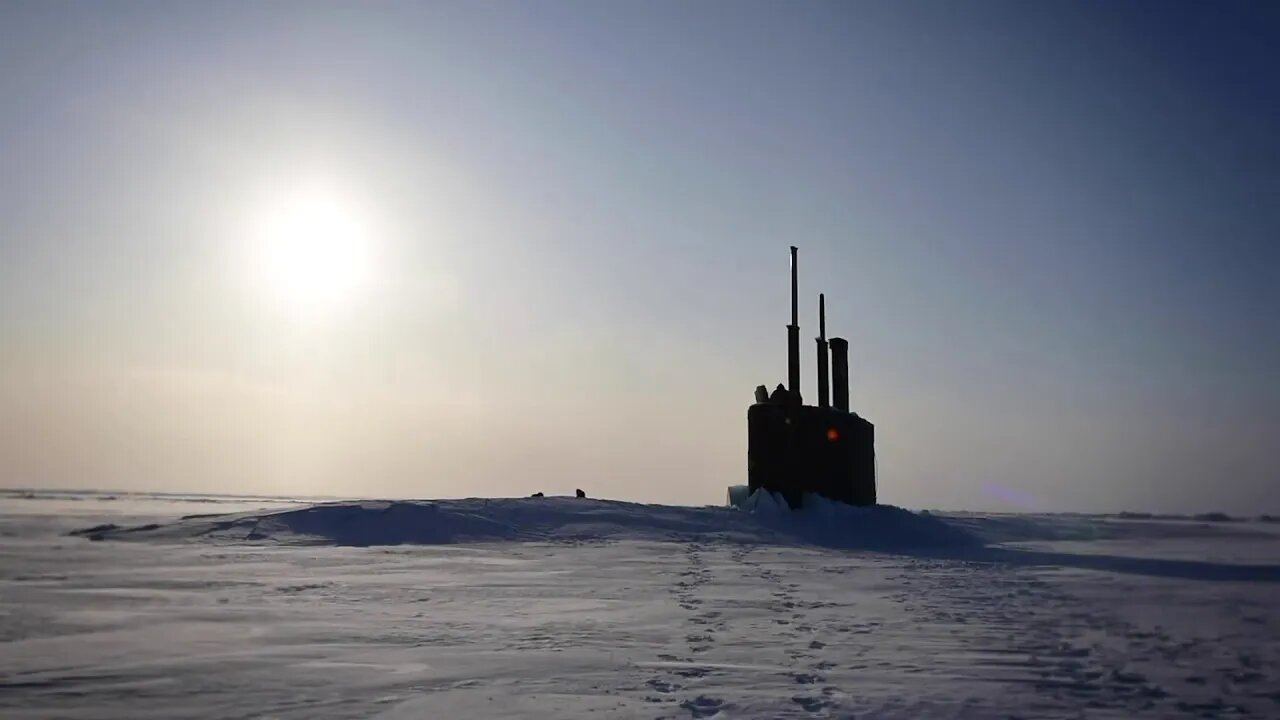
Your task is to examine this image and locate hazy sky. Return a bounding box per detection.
[2,1,1277,513]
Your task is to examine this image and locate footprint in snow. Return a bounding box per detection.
[646,678,679,694]
[679,695,724,718]
[791,671,824,684]
[791,695,831,713]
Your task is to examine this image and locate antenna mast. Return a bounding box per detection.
[816,293,829,408]
[787,246,800,399]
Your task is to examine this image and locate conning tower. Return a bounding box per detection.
[747,247,877,508]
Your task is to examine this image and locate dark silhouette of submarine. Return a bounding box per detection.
[748,247,876,509]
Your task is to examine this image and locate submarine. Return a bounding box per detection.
[747,247,877,509]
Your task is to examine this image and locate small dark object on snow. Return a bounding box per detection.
[530,492,544,498]
[575,489,586,498]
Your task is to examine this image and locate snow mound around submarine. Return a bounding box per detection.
[70,492,980,549]
[725,485,979,549]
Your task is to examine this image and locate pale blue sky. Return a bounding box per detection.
[1,1,1276,512]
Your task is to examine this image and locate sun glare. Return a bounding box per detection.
[249,185,378,318]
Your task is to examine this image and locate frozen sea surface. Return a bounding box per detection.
[2,489,1279,719]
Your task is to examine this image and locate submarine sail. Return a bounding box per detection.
[746,247,877,508]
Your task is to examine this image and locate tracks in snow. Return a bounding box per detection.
[646,542,730,717]
[645,542,858,718]
[639,538,1276,719]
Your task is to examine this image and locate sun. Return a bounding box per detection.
[249,184,377,318]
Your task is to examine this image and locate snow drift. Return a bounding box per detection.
[14,491,1280,719]
[70,491,981,550]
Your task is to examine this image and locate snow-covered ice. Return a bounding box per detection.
[3,489,1279,718]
